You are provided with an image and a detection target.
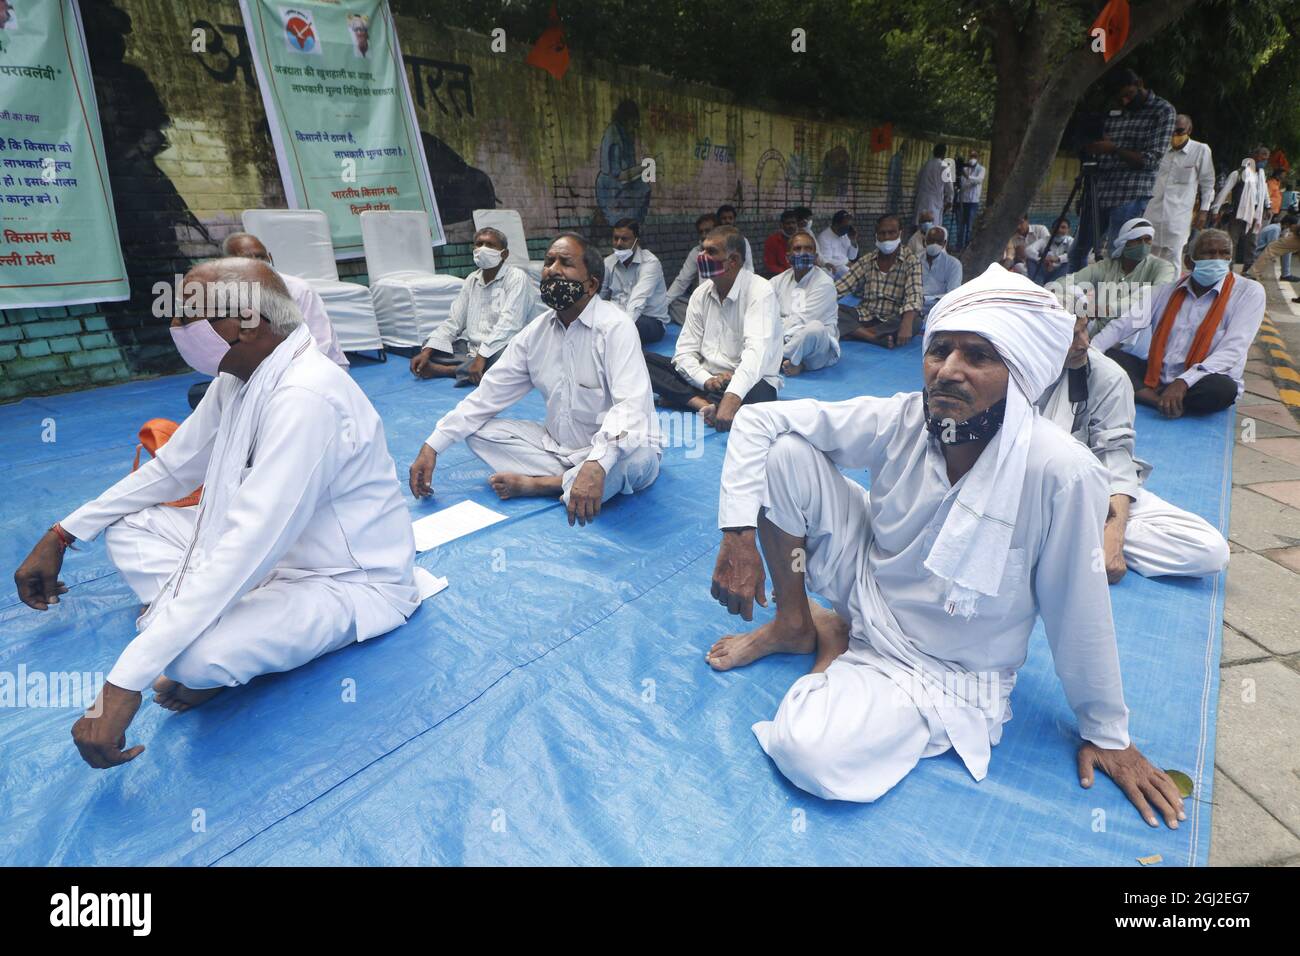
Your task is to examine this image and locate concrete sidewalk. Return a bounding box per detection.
[1209,268,1300,866]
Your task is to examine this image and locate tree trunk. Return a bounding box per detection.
[961,0,1207,278]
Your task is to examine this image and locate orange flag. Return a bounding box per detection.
[1091,0,1131,62]
[527,4,570,80]
[870,123,893,154]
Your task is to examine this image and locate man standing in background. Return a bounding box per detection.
[1144,114,1214,267]
[955,150,985,250]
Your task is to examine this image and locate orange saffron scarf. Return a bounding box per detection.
[131,418,203,508]
[1144,272,1235,389]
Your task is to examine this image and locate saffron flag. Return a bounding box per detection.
[527,5,570,80]
[1091,0,1131,62]
[870,123,893,154]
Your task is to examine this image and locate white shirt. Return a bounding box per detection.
[770,266,840,347]
[815,226,858,279]
[914,157,954,220]
[1018,224,1052,260]
[920,249,963,312]
[423,264,531,359]
[601,245,669,323]
[675,268,783,400]
[1091,273,1266,394]
[718,392,1129,752]
[1212,164,1269,231]
[1030,233,1074,265]
[958,161,986,203]
[425,295,661,473]
[62,346,418,691]
[282,273,348,367]
[666,242,702,302]
[1147,139,1215,227]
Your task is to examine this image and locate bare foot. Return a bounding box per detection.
[782,359,804,377]
[152,677,224,713]
[809,603,850,673]
[487,473,561,499]
[700,404,718,427]
[1134,385,1160,408]
[706,613,816,671]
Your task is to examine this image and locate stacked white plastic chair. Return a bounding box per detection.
[241,209,383,354]
[359,210,464,349]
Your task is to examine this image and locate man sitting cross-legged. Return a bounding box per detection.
[409,233,661,527]
[643,225,783,432]
[770,229,840,376]
[705,263,1184,829]
[13,259,419,769]
[1038,315,1229,583]
[834,212,922,349]
[409,226,533,386]
[1091,228,1265,418]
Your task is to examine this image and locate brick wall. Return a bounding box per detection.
[0,0,1080,402]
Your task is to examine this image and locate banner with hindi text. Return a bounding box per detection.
[239,0,443,259]
[0,0,129,310]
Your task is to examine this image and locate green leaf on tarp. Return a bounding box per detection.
[1165,769,1194,798]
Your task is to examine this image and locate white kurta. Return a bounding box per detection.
[423,265,532,359]
[425,295,662,501]
[815,226,859,279]
[61,346,418,692]
[1091,273,1266,396]
[914,157,954,224]
[770,266,840,370]
[601,245,670,324]
[675,268,783,400]
[1144,139,1214,264]
[282,273,348,367]
[719,393,1130,802]
[1037,352,1229,578]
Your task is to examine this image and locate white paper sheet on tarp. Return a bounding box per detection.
[411,500,508,552]
[413,566,449,601]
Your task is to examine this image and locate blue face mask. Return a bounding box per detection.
[1190,258,1230,286]
[789,252,816,271]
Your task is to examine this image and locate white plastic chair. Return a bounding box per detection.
[240,209,383,354]
[359,210,464,349]
[473,209,545,284]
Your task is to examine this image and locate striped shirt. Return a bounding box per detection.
[423,264,532,359]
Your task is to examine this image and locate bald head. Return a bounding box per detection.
[1175,114,1192,133]
[221,232,273,263]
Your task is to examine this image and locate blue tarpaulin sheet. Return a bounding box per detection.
[0,327,1231,865]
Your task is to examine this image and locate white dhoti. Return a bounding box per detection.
[783,320,839,370]
[1123,487,1229,578]
[1149,219,1191,271]
[464,419,660,503]
[104,505,362,690]
[751,434,991,803]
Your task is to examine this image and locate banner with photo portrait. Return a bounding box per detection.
[0,0,130,309]
[239,0,444,259]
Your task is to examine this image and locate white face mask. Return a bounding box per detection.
[473,246,504,270]
[614,246,635,263]
[876,238,901,255]
[919,221,934,234]
[170,319,234,377]
[925,243,944,257]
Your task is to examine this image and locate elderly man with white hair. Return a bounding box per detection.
[1038,314,1229,583]
[704,263,1184,829]
[13,258,419,769]
[920,224,962,318]
[1063,217,1176,334]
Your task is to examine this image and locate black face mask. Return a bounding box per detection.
[923,390,1007,445]
[540,275,587,312]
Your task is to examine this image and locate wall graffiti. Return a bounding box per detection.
[405,56,474,119]
[192,20,255,87]
[594,99,651,226]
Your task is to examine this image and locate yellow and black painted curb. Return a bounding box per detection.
[1256,313,1300,425]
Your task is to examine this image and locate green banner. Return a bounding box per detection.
[240,0,443,258]
[0,0,129,310]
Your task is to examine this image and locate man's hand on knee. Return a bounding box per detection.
[14,529,69,611]
[567,460,606,527]
[711,528,767,620]
[712,392,743,432]
[71,682,145,769]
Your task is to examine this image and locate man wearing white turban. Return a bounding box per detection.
[1061,217,1176,334]
[705,264,1185,828]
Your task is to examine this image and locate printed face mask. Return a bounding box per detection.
[922,390,1007,445]
[539,275,587,311]
[789,252,816,271]
[614,247,635,263]
[697,251,727,279]
[170,320,234,377]
[473,246,504,270]
[876,237,901,255]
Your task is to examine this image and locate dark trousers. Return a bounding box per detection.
[636,313,667,345]
[643,351,778,409]
[1106,347,1239,415]
[955,201,978,250]
[1227,219,1259,270]
[427,344,501,385]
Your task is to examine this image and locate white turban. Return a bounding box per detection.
[921,263,1074,617]
[1110,217,1155,255]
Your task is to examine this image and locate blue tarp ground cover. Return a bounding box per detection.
[0,327,1231,865]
